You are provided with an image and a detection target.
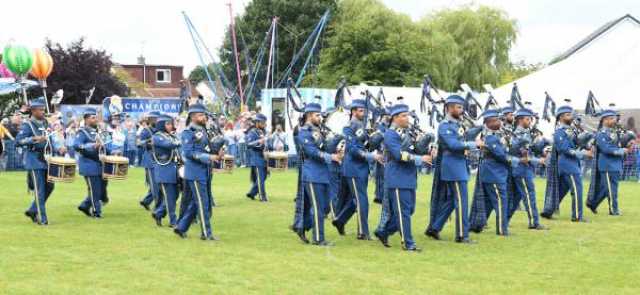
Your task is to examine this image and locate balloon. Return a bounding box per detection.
[30,48,54,80]
[2,44,33,76]
[0,63,16,78]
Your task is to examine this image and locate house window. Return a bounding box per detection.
[156,69,171,83]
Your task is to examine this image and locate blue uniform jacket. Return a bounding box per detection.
[383,126,422,189]
[16,119,49,170]
[181,125,213,181]
[479,131,517,184]
[73,127,104,176]
[342,119,373,179]
[509,127,541,178]
[553,125,584,175]
[596,128,624,172]
[298,124,332,184]
[152,132,181,184]
[138,126,156,169]
[438,118,475,181]
[245,127,266,167]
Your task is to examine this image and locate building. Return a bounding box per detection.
[113,56,192,98]
[491,14,640,134]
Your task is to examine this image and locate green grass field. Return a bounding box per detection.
[0,167,639,294]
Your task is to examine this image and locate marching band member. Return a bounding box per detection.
[507,108,547,230]
[245,113,269,202]
[374,103,431,251]
[426,95,482,244]
[17,98,57,225]
[332,99,383,240]
[138,111,161,211]
[74,107,110,218]
[470,109,520,236]
[297,102,343,246]
[542,105,592,222]
[151,114,182,227]
[174,104,223,241]
[587,109,632,216]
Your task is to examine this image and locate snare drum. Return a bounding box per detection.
[214,155,235,174]
[101,155,129,180]
[266,151,288,172]
[47,156,77,183]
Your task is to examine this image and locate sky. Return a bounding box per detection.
[2,0,639,76]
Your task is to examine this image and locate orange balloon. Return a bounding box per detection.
[30,48,54,80]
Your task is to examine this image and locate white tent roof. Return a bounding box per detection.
[492,15,640,111]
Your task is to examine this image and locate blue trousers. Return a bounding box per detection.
[374,186,392,236]
[326,164,344,218]
[334,176,370,236]
[79,176,105,216]
[26,169,54,223]
[509,176,541,227]
[558,173,583,220]
[177,180,213,238]
[154,182,179,226]
[590,171,620,214]
[379,188,416,248]
[482,182,509,235]
[431,181,470,239]
[247,166,268,201]
[141,168,159,208]
[303,182,328,243]
[179,178,191,220]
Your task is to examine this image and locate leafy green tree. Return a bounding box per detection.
[421,5,518,89]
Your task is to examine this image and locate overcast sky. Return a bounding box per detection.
[2,0,639,75]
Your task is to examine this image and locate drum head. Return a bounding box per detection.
[324,109,349,134]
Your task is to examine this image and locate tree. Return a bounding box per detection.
[34,38,128,104]
[420,5,518,89]
[499,60,544,85]
[217,0,338,102]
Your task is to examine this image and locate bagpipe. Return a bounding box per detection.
[585,91,636,148]
[403,111,435,156]
[204,111,233,173]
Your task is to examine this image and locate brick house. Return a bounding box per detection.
[114,56,193,98]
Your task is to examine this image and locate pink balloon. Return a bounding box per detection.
[0,63,16,78]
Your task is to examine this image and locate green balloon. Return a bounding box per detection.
[2,45,33,76]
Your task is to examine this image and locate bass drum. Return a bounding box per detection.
[323,108,349,134]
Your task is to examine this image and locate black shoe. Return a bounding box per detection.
[374,231,390,248]
[610,212,622,216]
[470,227,483,234]
[246,193,255,200]
[312,240,334,247]
[373,198,382,204]
[295,229,309,244]
[357,234,372,241]
[571,218,589,223]
[24,211,37,223]
[208,235,220,241]
[93,213,103,219]
[152,213,162,227]
[169,224,177,229]
[424,229,441,240]
[101,196,109,205]
[403,245,422,252]
[455,237,477,244]
[331,220,345,235]
[259,198,268,202]
[587,204,597,214]
[529,224,548,230]
[139,201,150,211]
[173,228,187,239]
[540,212,553,220]
[78,206,92,217]
[38,220,49,226]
